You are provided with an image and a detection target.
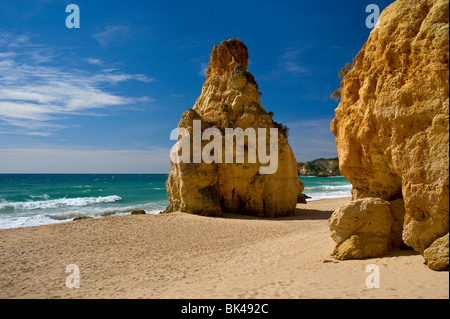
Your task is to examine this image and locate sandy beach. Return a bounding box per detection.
[0,197,448,299]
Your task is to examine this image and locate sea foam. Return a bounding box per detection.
[0,195,122,210]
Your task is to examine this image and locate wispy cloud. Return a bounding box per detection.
[85,58,102,65]
[0,31,56,64]
[91,72,154,84]
[0,32,154,136]
[278,60,309,75]
[261,43,312,80]
[2,33,31,48]
[198,62,208,77]
[92,25,132,46]
[0,52,16,59]
[277,45,310,75]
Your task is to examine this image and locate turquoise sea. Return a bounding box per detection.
[0,174,351,229]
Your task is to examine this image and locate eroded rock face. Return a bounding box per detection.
[330,0,449,269]
[165,39,304,217]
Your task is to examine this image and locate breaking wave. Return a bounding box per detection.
[0,195,122,210]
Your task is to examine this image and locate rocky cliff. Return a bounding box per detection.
[330,0,449,270]
[298,158,341,177]
[165,39,305,217]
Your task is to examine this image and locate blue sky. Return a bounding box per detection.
[0,0,394,173]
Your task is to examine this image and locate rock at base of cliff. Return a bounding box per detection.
[297,193,310,204]
[130,210,146,215]
[423,233,449,271]
[328,198,406,260]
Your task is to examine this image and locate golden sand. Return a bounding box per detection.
[0,197,448,299]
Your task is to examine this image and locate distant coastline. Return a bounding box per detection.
[297,157,341,177]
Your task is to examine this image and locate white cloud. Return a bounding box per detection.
[0,33,154,136]
[86,58,102,65]
[0,52,16,59]
[0,101,56,121]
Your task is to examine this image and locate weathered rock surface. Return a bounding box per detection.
[165,39,304,217]
[424,233,449,271]
[389,198,407,249]
[330,0,449,269]
[329,198,405,260]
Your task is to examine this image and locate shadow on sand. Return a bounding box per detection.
[217,206,333,221]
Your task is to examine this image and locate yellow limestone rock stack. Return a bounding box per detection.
[165,39,304,217]
[330,0,449,270]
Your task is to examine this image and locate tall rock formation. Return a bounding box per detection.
[165,39,304,217]
[330,0,449,270]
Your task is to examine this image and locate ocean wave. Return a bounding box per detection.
[0,202,163,229]
[306,192,351,201]
[305,184,352,191]
[30,194,50,200]
[47,204,163,221]
[0,195,122,210]
[303,182,352,201]
[47,209,120,220]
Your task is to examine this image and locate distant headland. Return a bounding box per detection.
[297,157,341,177]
